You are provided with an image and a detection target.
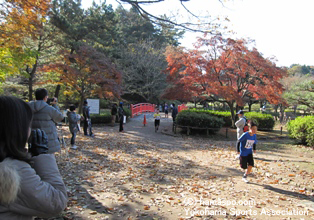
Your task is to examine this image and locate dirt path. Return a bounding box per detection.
[51,113,314,220]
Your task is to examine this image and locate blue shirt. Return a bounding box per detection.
[239,132,257,156]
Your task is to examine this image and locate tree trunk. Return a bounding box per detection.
[54,85,61,99]
[28,71,34,101]
[279,104,285,123]
[228,101,236,128]
[235,104,240,114]
[293,105,297,116]
[65,95,70,110]
[248,102,253,112]
[274,105,278,120]
[26,59,38,101]
[79,94,85,114]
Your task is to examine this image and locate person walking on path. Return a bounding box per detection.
[83,100,94,137]
[235,110,246,158]
[28,88,64,154]
[164,103,169,118]
[118,102,125,132]
[238,121,258,183]
[67,105,80,150]
[171,103,178,122]
[0,96,68,219]
[154,109,161,132]
[111,103,117,127]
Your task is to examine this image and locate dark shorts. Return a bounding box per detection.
[165,110,168,114]
[155,119,160,127]
[240,154,254,169]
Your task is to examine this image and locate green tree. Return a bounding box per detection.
[51,0,117,55]
[283,75,314,111]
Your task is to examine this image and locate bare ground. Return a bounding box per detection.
[46,113,313,220]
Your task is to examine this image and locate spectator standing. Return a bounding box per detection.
[111,103,118,127]
[82,100,94,137]
[28,88,64,154]
[235,110,246,158]
[172,103,178,122]
[235,110,246,139]
[118,102,125,132]
[164,103,169,118]
[0,96,68,219]
[67,105,79,150]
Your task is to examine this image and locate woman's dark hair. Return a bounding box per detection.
[35,88,48,100]
[0,96,33,162]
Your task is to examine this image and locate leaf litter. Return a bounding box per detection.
[41,125,314,220]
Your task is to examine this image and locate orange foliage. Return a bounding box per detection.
[42,45,122,100]
[0,0,51,47]
[164,36,287,106]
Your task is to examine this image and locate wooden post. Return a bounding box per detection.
[280,126,282,135]
[226,128,228,138]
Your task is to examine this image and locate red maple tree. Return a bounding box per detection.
[164,35,287,126]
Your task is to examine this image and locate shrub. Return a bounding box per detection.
[124,108,131,118]
[245,112,275,131]
[181,109,275,130]
[90,110,112,124]
[287,116,314,146]
[100,99,111,109]
[176,111,224,132]
[183,109,232,126]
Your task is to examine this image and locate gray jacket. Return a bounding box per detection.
[67,111,79,133]
[29,101,64,153]
[235,117,246,139]
[0,154,68,219]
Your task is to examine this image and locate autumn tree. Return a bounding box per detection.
[42,45,122,112]
[0,0,51,82]
[165,35,287,127]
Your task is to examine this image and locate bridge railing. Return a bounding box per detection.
[131,103,156,118]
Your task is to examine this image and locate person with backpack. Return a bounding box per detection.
[28,88,64,154]
[118,102,125,132]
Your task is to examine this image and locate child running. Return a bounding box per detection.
[154,109,161,132]
[237,121,258,183]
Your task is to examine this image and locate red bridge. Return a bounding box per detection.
[130,103,188,118]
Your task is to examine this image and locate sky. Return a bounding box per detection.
[81,0,314,67]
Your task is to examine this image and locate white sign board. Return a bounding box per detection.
[86,99,100,114]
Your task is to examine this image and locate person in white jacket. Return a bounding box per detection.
[0,96,67,219]
[235,110,246,158]
[235,110,246,139]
